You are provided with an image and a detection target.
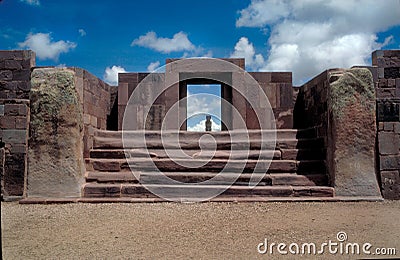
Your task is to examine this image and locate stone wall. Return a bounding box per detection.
[294,68,381,197]
[0,50,35,199]
[249,72,293,129]
[1,50,115,199]
[118,72,150,130]
[373,50,400,199]
[70,68,115,158]
[118,61,293,130]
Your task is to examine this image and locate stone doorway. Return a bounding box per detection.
[179,77,232,131]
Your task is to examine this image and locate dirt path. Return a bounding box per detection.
[2,201,400,259]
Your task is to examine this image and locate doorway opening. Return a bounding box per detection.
[186,84,221,131]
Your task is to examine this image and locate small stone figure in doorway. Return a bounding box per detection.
[205,115,212,131]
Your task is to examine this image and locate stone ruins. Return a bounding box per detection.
[0,49,399,202]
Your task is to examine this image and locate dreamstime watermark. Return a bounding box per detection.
[257,231,397,256]
[121,58,276,201]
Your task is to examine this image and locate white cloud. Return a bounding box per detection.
[147,61,160,72]
[18,32,76,61]
[236,0,289,27]
[186,91,222,131]
[187,92,221,119]
[131,31,196,54]
[236,0,400,84]
[187,118,221,132]
[103,65,126,86]
[230,37,264,70]
[78,29,86,37]
[183,47,213,58]
[20,0,40,6]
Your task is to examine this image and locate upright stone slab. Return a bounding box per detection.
[28,68,85,197]
[328,68,381,197]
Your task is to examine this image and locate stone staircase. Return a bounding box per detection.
[82,128,334,201]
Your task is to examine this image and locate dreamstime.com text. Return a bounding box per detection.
[257,232,396,256]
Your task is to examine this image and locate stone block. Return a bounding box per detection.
[249,72,271,83]
[377,101,399,122]
[28,68,85,197]
[246,107,260,129]
[260,83,277,108]
[0,104,4,116]
[3,153,25,196]
[0,70,12,81]
[271,72,292,83]
[4,104,20,116]
[0,51,20,60]
[16,81,31,91]
[0,81,16,92]
[0,116,15,129]
[15,116,28,129]
[279,83,293,108]
[388,79,396,87]
[118,82,129,105]
[83,184,121,198]
[2,130,27,144]
[378,132,399,155]
[11,143,27,154]
[383,122,395,131]
[376,88,396,99]
[4,60,22,70]
[377,79,388,88]
[90,115,97,127]
[384,67,400,79]
[274,108,293,129]
[83,114,90,125]
[394,122,400,134]
[378,68,385,79]
[329,68,381,197]
[12,69,30,81]
[380,155,400,170]
[380,170,400,200]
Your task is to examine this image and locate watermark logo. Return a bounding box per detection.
[257,231,397,256]
[122,58,276,202]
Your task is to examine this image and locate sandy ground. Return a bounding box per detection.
[1,201,400,259]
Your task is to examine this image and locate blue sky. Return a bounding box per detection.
[1,0,400,130]
[2,0,400,85]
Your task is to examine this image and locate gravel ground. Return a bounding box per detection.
[2,201,400,259]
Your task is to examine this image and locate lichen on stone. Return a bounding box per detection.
[329,68,375,119]
[30,68,83,143]
[28,67,85,197]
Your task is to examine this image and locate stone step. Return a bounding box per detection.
[82,183,334,198]
[140,172,328,186]
[85,171,328,186]
[88,158,325,173]
[89,149,281,160]
[86,171,140,183]
[89,148,325,160]
[94,128,318,140]
[93,136,324,150]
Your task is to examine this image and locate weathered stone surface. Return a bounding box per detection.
[0,148,5,197]
[380,170,400,199]
[83,183,121,198]
[3,153,25,196]
[377,101,399,122]
[28,68,85,197]
[380,155,400,170]
[328,68,381,196]
[378,132,400,155]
